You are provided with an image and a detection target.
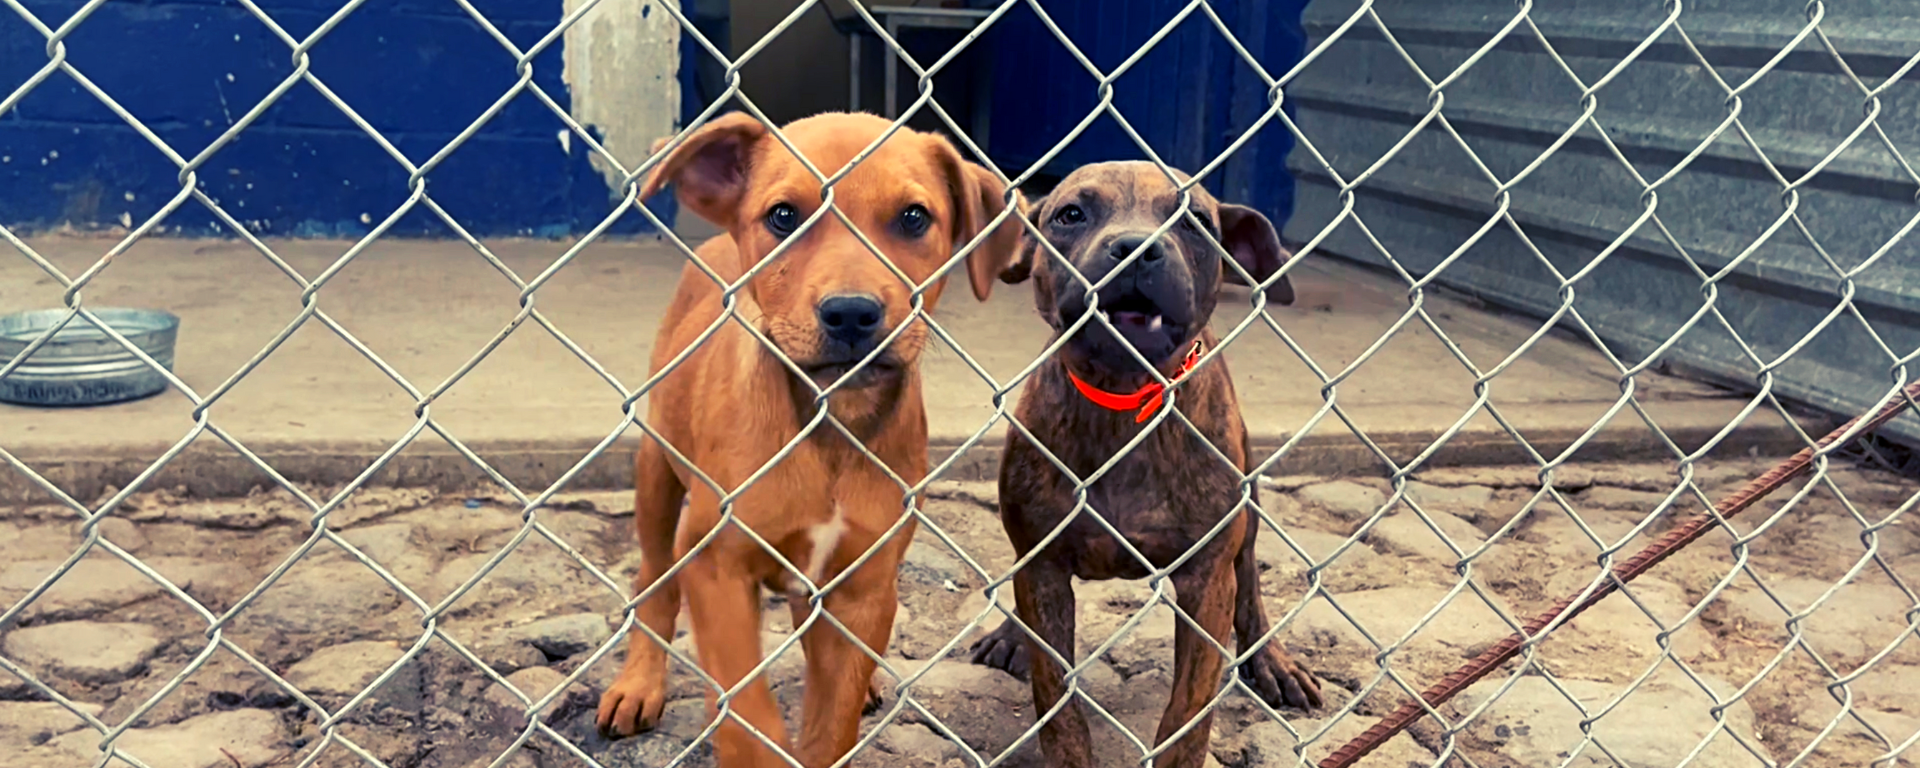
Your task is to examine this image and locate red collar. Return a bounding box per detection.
[1066,340,1205,423]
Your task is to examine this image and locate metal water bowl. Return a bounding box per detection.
[0,308,180,407]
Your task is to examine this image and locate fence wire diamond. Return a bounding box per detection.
[3,1,1918,768]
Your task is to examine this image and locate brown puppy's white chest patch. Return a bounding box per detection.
[794,502,849,596]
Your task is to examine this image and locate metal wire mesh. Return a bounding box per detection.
[2,1,1918,768]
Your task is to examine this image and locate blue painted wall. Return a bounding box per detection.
[1,0,676,238]
[984,0,1309,231]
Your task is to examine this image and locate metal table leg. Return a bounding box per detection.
[969,50,992,153]
[849,31,862,112]
[884,17,899,119]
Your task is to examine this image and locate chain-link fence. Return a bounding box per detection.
[3,1,1919,768]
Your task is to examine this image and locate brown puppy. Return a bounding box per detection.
[595,111,1025,768]
[967,161,1323,767]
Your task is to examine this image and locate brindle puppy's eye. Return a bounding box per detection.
[1181,208,1215,237]
[765,203,800,238]
[1051,204,1086,226]
[897,204,932,239]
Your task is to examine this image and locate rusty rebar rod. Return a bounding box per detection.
[1321,380,1920,768]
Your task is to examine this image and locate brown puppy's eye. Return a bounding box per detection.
[765,203,800,239]
[1052,204,1086,226]
[897,205,931,239]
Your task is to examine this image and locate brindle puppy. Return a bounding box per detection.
[968,161,1323,768]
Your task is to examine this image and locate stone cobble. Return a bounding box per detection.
[0,461,1914,767]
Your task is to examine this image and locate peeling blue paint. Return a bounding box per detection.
[288,219,369,239]
[0,0,676,238]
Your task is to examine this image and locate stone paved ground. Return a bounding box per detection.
[1,458,1916,768]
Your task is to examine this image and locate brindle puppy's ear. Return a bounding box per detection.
[638,112,769,228]
[999,193,1045,285]
[1017,195,1070,331]
[925,136,1029,302]
[1218,203,1294,307]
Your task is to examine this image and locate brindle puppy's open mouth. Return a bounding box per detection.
[1097,292,1185,363]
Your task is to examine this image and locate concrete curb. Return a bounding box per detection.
[4,420,1814,504]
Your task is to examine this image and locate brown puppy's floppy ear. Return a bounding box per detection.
[931,138,1028,301]
[638,112,769,228]
[997,194,1045,286]
[1218,203,1295,307]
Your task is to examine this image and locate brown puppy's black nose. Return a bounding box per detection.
[1109,235,1166,262]
[817,294,885,343]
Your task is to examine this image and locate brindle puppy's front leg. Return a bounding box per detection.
[1231,503,1324,710]
[1153,545,1240,768]
[1014,557,1095,768]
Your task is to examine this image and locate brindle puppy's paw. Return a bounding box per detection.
[966,621,1032,681]
[1239,646,1325,711]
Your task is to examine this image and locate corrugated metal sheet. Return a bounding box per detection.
[1286,0,1920,444]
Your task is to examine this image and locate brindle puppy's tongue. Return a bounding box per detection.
[1109,311,1164,332]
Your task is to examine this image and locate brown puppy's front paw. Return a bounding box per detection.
[864,674,885,715]
[966,621,1032,681]
[1239,646,1324,711]
[596,671,669,739]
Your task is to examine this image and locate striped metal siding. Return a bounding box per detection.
[1286,0,1920,444]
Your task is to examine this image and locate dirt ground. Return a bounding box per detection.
[1,456,1916,768]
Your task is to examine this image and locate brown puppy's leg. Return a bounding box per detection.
[1152,545,1240,768]
[598,438,690,737]
[787,599,887,718]
[1230,507,1325,710]
[682,546,790,768]
[792,549,903,768]
[1016,558,1095,768]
